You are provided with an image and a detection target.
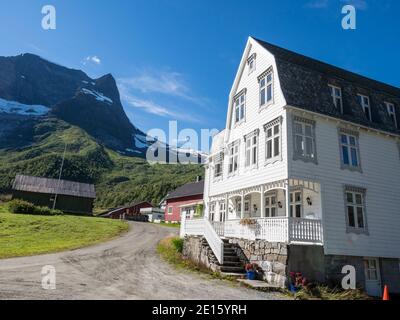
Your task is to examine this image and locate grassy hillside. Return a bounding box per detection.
[0,203,128,259]
[0,118,204,211]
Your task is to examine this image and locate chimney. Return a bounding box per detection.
[196,176,202,182]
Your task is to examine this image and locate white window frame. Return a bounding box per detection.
[247,53,256,75]
[329,84,343,114]
[264,117,282,164]
[167,206,173,215]
[290,190,303,218]
[265,192,278,218]
[357,94,372,121]
[209,203,216,221]
[293,116,317,164]
[259,69,273,108]
[338,128,362,172]
[213,151,224,180]
[219,202,226,222]
[385,102,397,128]
[244,130,259,169]
[228,140,240,176]
[344,186,368,234]
[234,90,246,125]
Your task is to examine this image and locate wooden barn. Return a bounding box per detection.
[101,201,153,220]
[11,174,96,215]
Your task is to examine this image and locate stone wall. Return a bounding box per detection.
[228,238,288,287]
[182,236,219,272]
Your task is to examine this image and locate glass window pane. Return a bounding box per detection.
[351,148,358,167]
[271,207,276,217]
[294,123,303,134]
[240,105,245,120]
[265,197,269,205]
[348,206,355,227]
[357,207,364,228]
[305,137,313,156]
[355,193,362,205]
[349,136,356,146]
[305,125,312,136]
[342,146,350,165]
[274,125,279,135]
[252,147,257,164]
[267,140,272,159]
[260,89,266,105]
[267,73,272,82]
[341,134,348,144]
[295,136,303,154]
[274,137,280,157]
[295,205,301,218]
[267,84,272,102]
[271,197,276,205]
[346,192,353,203]
[295,192,301,202]
[260,79,265,87]
[267,128,272,138]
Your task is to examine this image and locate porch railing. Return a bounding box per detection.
[199,217,323,244]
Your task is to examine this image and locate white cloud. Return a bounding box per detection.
[83,55,101,65]
[118,70,208,106]
[305,0,329,8]
[118,82,201,123]
[340,0,368,10]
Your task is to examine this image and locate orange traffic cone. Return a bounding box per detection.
[383,285,389,301]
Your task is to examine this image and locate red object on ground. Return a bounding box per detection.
[383,285,390,301]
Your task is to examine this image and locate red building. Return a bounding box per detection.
[102,201,153,220]
[164,180,204,223]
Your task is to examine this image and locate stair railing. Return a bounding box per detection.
[203,219,224,265]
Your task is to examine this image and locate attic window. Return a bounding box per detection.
[329,85,343,114]
[247,53,256,75]
[357,94,372,121]
[385,102,397,128]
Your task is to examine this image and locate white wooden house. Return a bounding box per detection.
[181,37,400,296]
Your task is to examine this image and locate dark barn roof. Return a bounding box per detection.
[254,38,400,135]
[12,175,96,199]
[166,180,204,201]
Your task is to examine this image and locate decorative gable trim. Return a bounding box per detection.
[257,67,273,82]
[345,185,366,194]
[293,115,316,126]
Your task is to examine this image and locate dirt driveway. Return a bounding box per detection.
[0,222,285,300]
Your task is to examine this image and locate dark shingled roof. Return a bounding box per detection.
[12,174,96,199]
[166,180,204,201]
[253,38,400,135]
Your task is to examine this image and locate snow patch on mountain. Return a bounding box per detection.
[0,97,49,116]
[81,88,113,105]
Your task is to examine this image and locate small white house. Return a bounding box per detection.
[140,207,165,223]
[181,37,400,297]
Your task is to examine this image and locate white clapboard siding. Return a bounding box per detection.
[288,109,400,259]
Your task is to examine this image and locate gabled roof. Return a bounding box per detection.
[12,174,96,199]
[166,180,204,201]
[252,37,400,135]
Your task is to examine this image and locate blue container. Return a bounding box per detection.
[247,271,256,280]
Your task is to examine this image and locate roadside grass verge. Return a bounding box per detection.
[0,204,129,259]
[283,286,371,300]
[155,222,180,228]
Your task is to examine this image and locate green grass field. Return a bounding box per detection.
[0,204,129,259]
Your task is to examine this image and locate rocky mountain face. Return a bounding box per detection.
[0,53,147,155]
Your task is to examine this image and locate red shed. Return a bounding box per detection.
[164,180,204,223]
[102,201,153,220]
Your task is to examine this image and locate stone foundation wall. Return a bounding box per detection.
[228,238,288,287]
[182,236,219,272]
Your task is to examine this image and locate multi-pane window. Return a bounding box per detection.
[247,54,256,75]
[213,152,224,179]
[168,207,173,215]
[265,193,277,217]
[290,191,302,218]
[345,189,366,230]
[294,118,317,162]
[265,118,281,162]
[339,131,361,170]
[234,93,246,124]
[219,202,226,222]
[228,141,240,175]
[364,259,378,281]
[329,85,343,113]
[358,94,372,121]
[260,71,273,107]
[245,131,258,168]
[209,203,215,221]
[385,102,397,128]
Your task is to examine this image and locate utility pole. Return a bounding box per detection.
[52,142,67,210]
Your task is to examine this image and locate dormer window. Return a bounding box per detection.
[357,94,372,121]
[259,69,273,107]
[329,85,343,113]
[247,53,256,75]
[234,91,246,124]
[385,102,397,128]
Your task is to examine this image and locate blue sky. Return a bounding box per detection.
[0,0,399,150]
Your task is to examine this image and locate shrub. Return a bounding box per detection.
[8,199,63,216]
[171,237,184,253]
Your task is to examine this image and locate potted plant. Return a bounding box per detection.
[239,218,256,226]
[245,263,257,280]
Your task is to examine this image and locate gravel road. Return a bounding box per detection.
[0,222,285,300]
